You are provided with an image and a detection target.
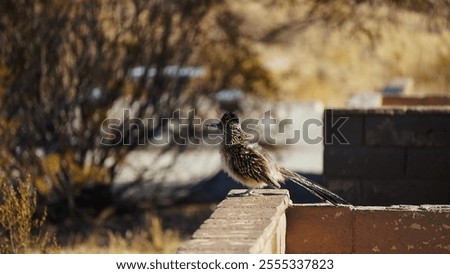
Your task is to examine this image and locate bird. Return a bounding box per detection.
[208,112,349,205]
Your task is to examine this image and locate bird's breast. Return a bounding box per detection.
[219,146,269,188]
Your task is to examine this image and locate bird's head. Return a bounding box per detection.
[220,112,239,125]
[207,112,240,131]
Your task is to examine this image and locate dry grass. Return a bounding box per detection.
[0,176,58,253]
[0,175,190,253]
[60,216,184,254]
[55,203,215,254]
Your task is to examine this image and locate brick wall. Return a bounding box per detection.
[180,190,449,254]
[382,95,450,106]
[324,107,450,205]
[178,189,290,254]
[286,204,450,254]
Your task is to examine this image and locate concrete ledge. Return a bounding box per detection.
[286,204,450,253]
[177,189,291,254]
[382,95,450,106]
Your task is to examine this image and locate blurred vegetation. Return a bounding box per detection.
[0,176,57,253]
[0,0,274,213]
[60,215,182,253]
[233,0,450,104]
[0,0,449,252]
[0,175,187,253]
[0,0,273,252]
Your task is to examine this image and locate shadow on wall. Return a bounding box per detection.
[184,171,325,204]
[323,107,450,206]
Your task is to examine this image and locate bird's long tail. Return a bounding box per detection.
[279,167,349,205]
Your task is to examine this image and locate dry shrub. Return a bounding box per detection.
[62,216,182,254]
[0,0,275,212]
[0,176,58,253]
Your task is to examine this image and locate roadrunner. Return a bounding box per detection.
[209,112,349,205]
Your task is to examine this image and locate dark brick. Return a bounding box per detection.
[324,147,365,177]
[363,148,405,178]
[365,114,450,147]
[361,179,449,206]
[324,109,363,146]
[323,179,362,205]
[324,147,405,178]
[406,148,450,179]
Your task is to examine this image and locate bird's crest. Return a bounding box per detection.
[220,112,240,125]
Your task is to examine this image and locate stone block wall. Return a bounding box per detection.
[324,107,450,205]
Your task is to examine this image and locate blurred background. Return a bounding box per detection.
[0,0,449,253]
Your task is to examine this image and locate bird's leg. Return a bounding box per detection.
[241,188,262,196]
[230,188,260,197]
[242,188,253,196]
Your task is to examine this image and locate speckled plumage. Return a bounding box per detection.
[215,112,348,205]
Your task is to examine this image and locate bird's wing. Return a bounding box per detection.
[228,143,282,188]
